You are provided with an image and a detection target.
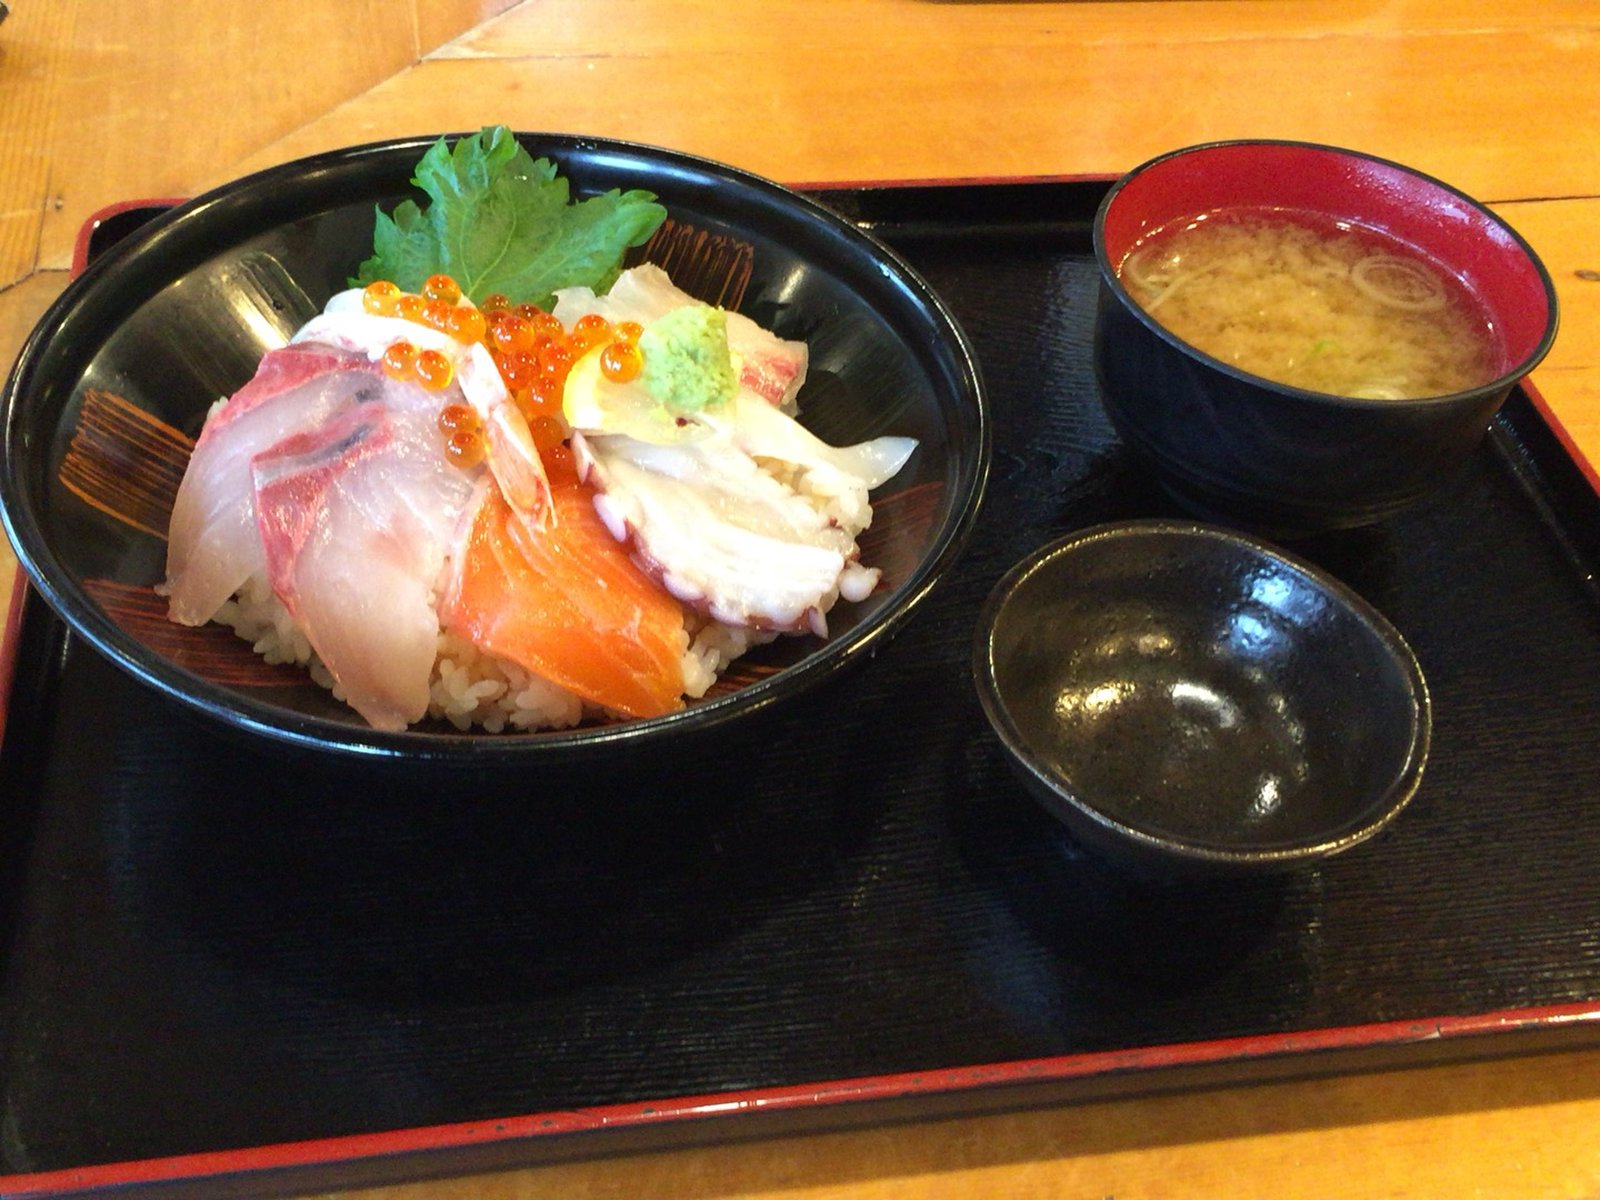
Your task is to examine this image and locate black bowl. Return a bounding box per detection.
[0,133,988,761]
[1092,140,1559,536]
[973,521,1431,877]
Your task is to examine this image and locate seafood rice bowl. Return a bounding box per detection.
[0,127,986,756]
[155,130,918,734]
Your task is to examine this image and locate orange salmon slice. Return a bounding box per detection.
[445,462,688,719]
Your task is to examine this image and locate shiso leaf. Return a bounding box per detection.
[353,126,667,307]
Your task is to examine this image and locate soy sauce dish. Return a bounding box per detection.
[1092,140,1558,536]
[973,522,1431,878]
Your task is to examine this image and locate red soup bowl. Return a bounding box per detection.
[1092,140,1559,536]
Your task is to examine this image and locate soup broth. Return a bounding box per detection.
[1118,208,1503,400]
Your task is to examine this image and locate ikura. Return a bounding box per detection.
[436,402,486,468]
[361,280,402,317]
[600,340,642,383]
[380,340,454,391]
[364,276,659,454]
[363,276,484,348]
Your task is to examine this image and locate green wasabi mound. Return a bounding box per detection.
[639,305,738,414]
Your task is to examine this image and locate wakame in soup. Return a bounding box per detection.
[1118,208,1503,400]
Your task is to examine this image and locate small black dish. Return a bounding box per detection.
[973,520,1431,878]
[1091,140,1559,536]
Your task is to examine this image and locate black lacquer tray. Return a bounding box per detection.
[5,180,1600,1198]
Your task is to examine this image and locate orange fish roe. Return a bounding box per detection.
[570,312,612,354]
[362,280,402,317]
[422,273,462,306]
[381,340,419,381]
[445,427,486,469]
[600,340,643,383]
[363,275,654,467]
[414,348,454,391]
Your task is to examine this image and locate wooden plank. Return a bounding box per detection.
[449,0,1600,56]
[279,1045,1600,1200]
[1496,197,1600,458]
[0,0,532,282]
[0,3,77,287]
[209,7,1600,205]
[415,0,522,58]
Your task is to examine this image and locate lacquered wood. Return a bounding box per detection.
[2,1,1599,1197]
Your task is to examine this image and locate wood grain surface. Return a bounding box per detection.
[2,2,1600,1197]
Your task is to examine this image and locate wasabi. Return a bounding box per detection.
[639,305,738,413]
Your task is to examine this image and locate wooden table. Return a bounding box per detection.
[3,2,1600,1196]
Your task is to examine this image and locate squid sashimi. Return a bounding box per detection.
[252,401,481,731]
[442,459,688,719]
[162,343,381,625]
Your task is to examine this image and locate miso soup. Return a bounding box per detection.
[1118,209,1503,400]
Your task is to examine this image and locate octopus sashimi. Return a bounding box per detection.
[574,431,858,634]
[252,401,481,731]
[161,343,382,625]
[441,457,688,719]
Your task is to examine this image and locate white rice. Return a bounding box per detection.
[213,573,771,732]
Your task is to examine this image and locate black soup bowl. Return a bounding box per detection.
[974,521,1431,878]
[1092,140,1558,536]
[0,133,988,761]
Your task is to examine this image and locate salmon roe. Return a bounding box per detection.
[364,275,653,467]
[445,428,486,469]
[381,340,419,381]
[362,280,402,317]
[600,340,643,383]
[414,348,454,391]
[423,274,462,306]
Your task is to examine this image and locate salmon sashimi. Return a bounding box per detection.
[442,458,688,719]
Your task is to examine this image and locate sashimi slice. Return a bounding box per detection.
[252,402,481,732]
[294,298,554,531]
[574,431,864,634]
[161,343,382,625]
[552,264,809,409]
[442,460,687,720]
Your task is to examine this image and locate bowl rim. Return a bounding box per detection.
[972,518,1433,867]
[1090,137,1561,412]
[0,131,991,761]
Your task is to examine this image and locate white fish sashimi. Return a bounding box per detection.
[161,343,383,625]
[554,264,809,409]
[294,296,554,531]
[252,401,483,732]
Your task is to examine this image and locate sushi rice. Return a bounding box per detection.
[214,572,773,732]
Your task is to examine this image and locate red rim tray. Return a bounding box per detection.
[4,179,1600,1199]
